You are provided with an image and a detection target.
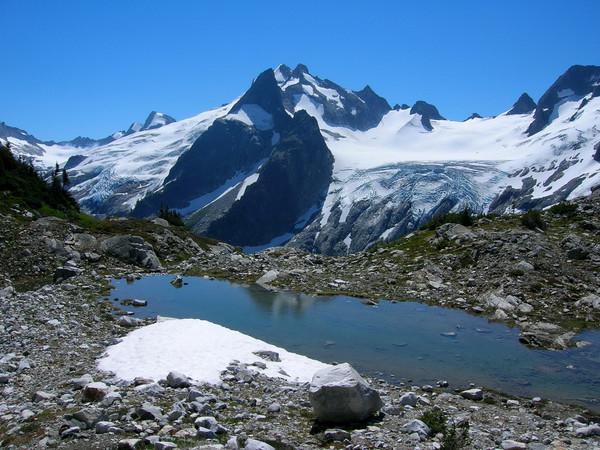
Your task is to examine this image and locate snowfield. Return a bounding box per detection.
[97,317,330,385]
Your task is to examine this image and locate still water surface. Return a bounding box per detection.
[109,275,600,411]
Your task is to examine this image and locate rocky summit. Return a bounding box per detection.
[1,183,600,448]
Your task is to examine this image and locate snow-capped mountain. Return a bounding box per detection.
[2,109,226,215]
[3,64,599,255]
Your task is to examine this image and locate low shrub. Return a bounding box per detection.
[549,202,579,218]
[422,207,474,231]
[520,209,546,230]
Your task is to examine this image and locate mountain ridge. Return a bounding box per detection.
[3,63,600,255]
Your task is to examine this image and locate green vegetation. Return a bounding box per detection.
[419,408,471,449]
[159,203,185,227]
[420,408,447,435]
[421,207,474,231]
[549,201,579,218]
[0,142,79,216]
[441,422,471,450]
[520,209,546,230]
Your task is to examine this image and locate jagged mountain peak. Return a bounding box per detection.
[274,63,391,131]
[410,100,445,130]
[126,111,176,136]
[507,93,536,116]
[527,64,600,136]
[410,101,445,120]
[292,63,310,78]
[142,111,176,131]
[464,112,483,121]
[126,121,143,134]
[230,68,288,127]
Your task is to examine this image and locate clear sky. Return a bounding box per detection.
[2,1,599,141]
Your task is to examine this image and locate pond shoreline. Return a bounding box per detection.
[2,272,600,449]
[108,274,600,413]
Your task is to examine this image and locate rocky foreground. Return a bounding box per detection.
[1,193,600,448]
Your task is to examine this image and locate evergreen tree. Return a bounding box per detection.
[158,203,185,227]
[62,167,70,187]
[0,144,79,214]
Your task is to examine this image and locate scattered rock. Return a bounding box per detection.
[166,371,191,388]
[118,439,144,449]
[323,428,352,442]
[170,274,183,287]
[53,266,82,282]
[400,419,430,440]
[399,392,418,407]
[82,381,108,402]
[501,440,528,449]
[460,388,483,401]
[131,299,147,307]
[101,234,162,269]
[137,403,164,421]
[117,316,142,327]
[253,350,281,362]
[575,423,600,437]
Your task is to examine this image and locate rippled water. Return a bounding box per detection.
[108,275,600,411]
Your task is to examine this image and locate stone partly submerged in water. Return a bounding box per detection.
[309,362,382,423]
[170,274,183,288]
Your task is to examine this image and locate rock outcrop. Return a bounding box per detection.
[100,235,161,269]
[309,363,383,423]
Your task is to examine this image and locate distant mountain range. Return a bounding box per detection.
[3,64,600,255]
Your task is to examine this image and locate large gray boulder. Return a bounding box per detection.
[436,223,475,243]
[309,363,382,423]
[100,234,161,269]
[166,371,191,388]
[53,266,82,282]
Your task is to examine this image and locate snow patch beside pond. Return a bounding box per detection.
[98,317,329,385]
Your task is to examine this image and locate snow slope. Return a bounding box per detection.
[7,105,232,215]
[98,317,329,385]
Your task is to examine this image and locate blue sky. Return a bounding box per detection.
[2,1,599,141]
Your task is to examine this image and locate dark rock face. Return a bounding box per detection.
[133,120,275,216]
[0,121,45,156]
[64,154,87,170]
[465,112,483,121]
[410,101,446,130]
[488,174,587,215]
[527,65,600,136]
[230,68,290,129]
[593,141,600,162]
[135,68,334,249]
[134,70,289,218]
[507,93,537,115]
[196,111,334,247]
